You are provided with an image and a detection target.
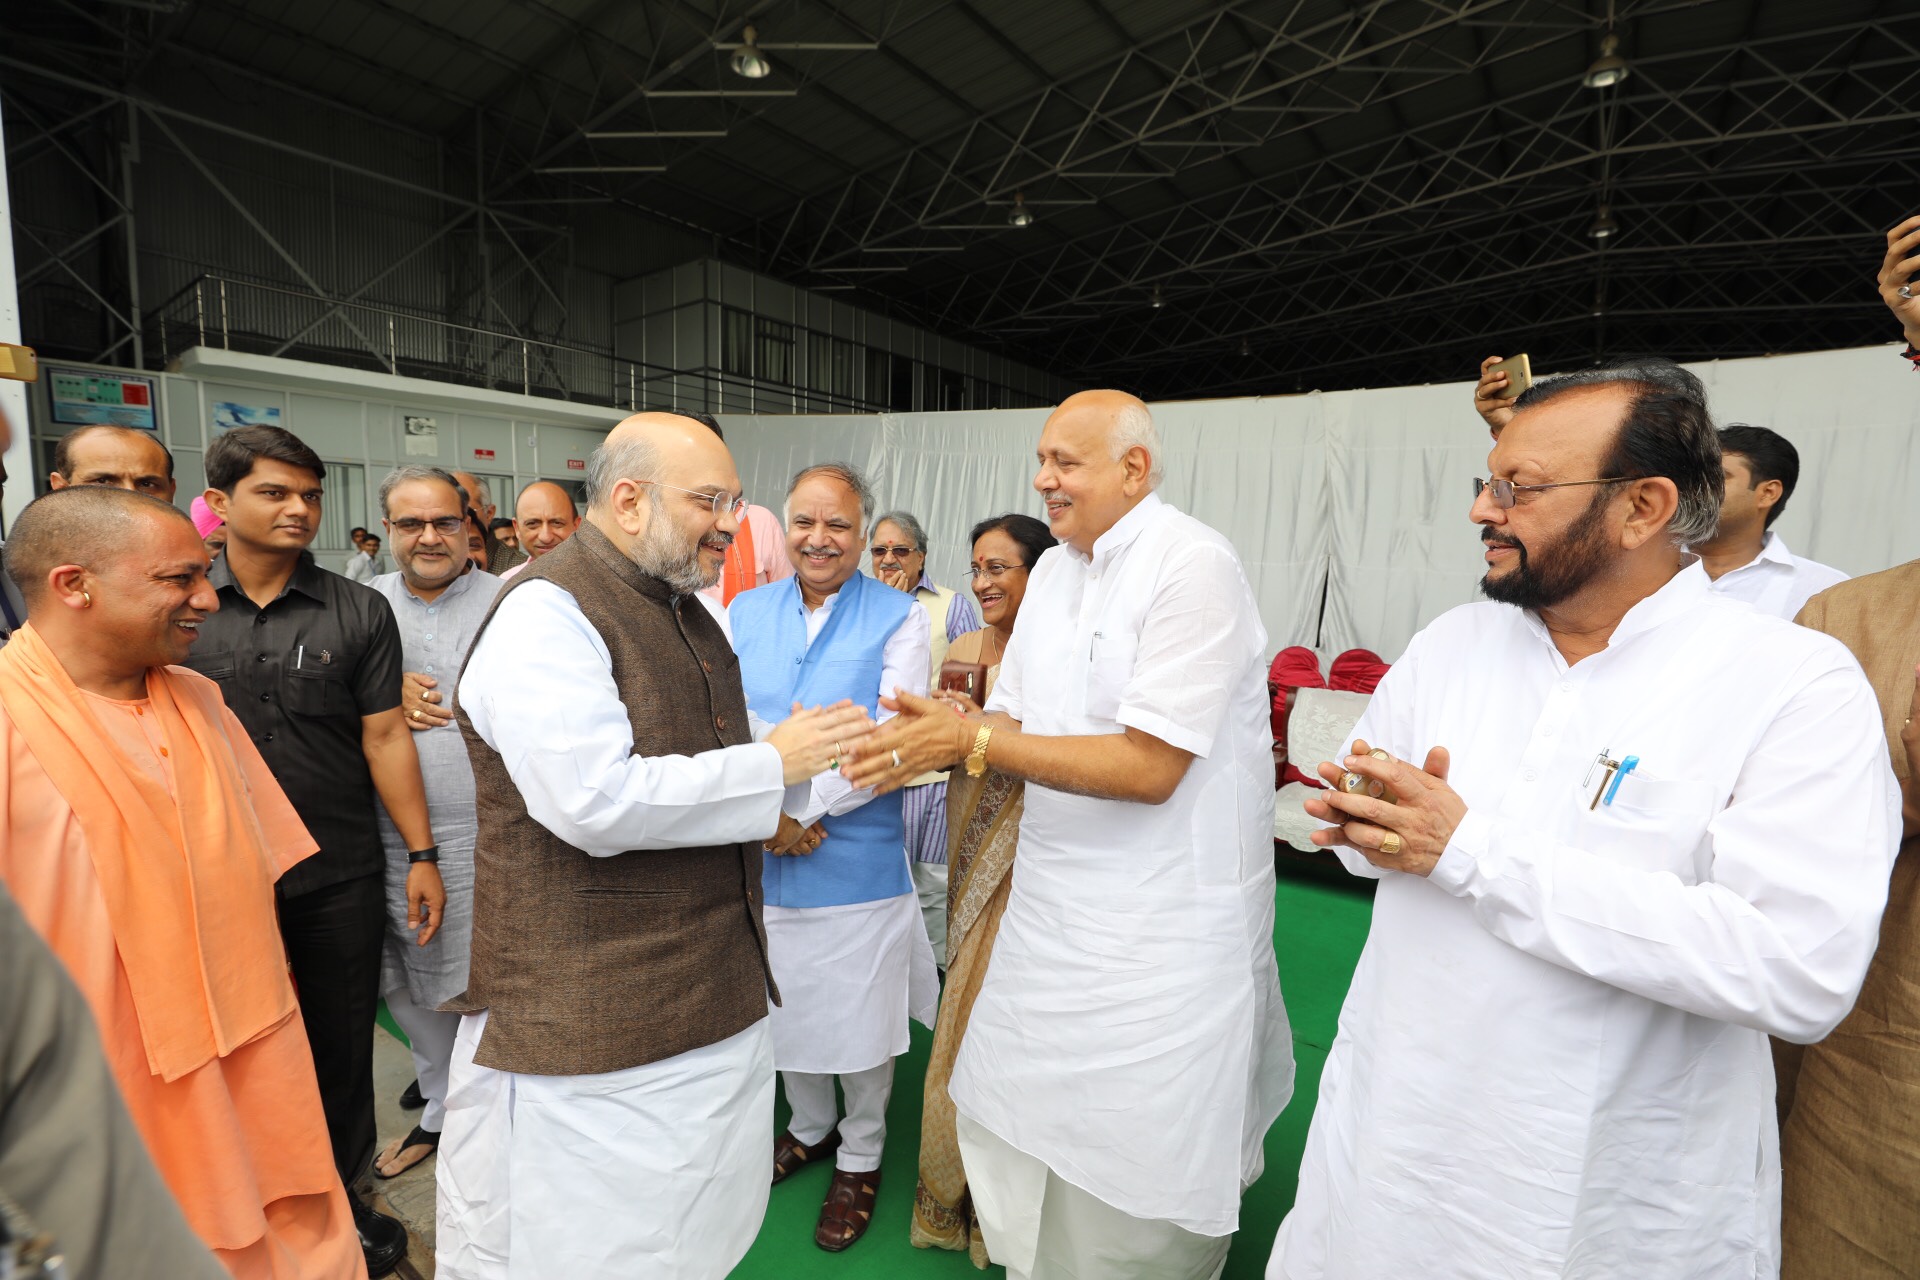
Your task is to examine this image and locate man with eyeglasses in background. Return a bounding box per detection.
[870,510,979,968]
[366,466,503,1183]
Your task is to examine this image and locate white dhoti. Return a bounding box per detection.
[957,1110,1231,1280]
[436,1010,774,1280]
[764,891,938,1172]
[765,892,939,1072]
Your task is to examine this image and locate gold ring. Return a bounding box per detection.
[411,709,423,721]
[835,741,845,759]
[891,749,903,769]
[1380,833,1403,856]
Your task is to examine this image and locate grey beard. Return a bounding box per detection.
[629,516,715,595]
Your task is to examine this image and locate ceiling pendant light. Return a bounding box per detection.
[1588,203,1619,239]
[730,25,772,79]
[1150,285,1165,309]
[1008,191,1034,228]
[1582,32,1630,89]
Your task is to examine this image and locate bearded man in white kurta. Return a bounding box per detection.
[850,390,1294,1280]
[1270,361,1896,1279]
[729,462,939,1254]
[439,414,872,1280]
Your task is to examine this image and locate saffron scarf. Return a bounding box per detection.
[0,624,303,1081]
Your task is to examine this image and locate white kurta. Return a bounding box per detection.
[1269,564,1897,1280]
[731,591,940,1075]
[956,493,1295,1239]
[1704,529,1847,620]
[441,579,789,1280]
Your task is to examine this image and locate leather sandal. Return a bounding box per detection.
[773,1128,841,1185]
[814,1168,880,1252]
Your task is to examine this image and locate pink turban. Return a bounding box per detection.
[190,496,224,539]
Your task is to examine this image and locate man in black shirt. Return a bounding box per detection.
[193,425,440,1278]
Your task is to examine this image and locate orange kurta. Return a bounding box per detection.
[0,673,364,1280]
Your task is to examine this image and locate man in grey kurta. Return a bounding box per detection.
[367,465,504,1177]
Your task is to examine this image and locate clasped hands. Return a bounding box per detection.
[1301,738,1467,877]
[840,688,983,795]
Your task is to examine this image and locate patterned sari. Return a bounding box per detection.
[910,631,1022,1265]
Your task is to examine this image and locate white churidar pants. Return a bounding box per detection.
[956,1110,1231,1280]
[782,1060,895,1172]
[435,1010,773,1280]
[383,982,461,1133]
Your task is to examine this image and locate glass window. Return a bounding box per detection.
[317,461,367,554]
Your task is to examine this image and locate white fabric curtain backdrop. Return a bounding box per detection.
[716,342,1920,664]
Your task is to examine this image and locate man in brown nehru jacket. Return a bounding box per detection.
[436,410,872,1280]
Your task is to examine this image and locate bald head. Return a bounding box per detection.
[6,485,194,606]
[50,425,176,502]
[585,412,737,515]
[1034,389,1162,554]
[515,480,581,558]
[1049,390,1163,487]
[582,412,743,592]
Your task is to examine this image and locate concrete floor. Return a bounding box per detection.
[363,1024,437,1278]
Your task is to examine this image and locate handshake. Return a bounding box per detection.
[762,701,879,856]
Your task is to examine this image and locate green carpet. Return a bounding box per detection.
[731,866,1375,1278]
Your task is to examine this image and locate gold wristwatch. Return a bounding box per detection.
[965,724,993,778]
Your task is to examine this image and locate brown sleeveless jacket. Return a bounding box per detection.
[448,521,777,1076]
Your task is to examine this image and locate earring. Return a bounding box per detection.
[80,591,92,608]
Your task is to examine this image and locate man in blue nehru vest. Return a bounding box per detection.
[729,461,937,1253]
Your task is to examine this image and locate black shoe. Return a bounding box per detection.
[351,1194,408,1279]
[398,1078,425,1111]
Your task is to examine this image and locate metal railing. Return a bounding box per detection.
[146,274,901,416]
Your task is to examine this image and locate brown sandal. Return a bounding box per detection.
[773,1128,841,1184]
[814,1167,880,1252]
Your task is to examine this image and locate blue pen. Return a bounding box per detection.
[1602,756,1640,806]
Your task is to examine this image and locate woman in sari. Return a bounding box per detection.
[911,512,1057,1265]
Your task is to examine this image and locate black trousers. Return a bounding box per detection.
[278,870,385,1188]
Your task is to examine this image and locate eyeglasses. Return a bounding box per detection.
[1473,476,1639,510]
[870,544,918,561]
[637,481,747,518]
[389,516,467,536]
[969,560,1027,581]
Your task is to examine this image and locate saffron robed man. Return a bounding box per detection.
[0,486,364,1279]
[1267,360,1896,1278]
[437,412,876,1280]
[848,391,1293,1280]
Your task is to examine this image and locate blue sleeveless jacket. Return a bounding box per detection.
[732,571,915,908]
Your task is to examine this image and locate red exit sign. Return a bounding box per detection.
[472,448,496,460]
[567,458,585,470]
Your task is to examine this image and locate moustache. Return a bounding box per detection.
[1481,530,1523,550]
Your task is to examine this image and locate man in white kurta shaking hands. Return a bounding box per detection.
[1269,358,1897,1278]
[847,389,1295,1279]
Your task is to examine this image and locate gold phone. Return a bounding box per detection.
[1487,353,1531,399]
[0,343,38,383]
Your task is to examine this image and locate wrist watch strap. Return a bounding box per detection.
[965,724,994,778]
